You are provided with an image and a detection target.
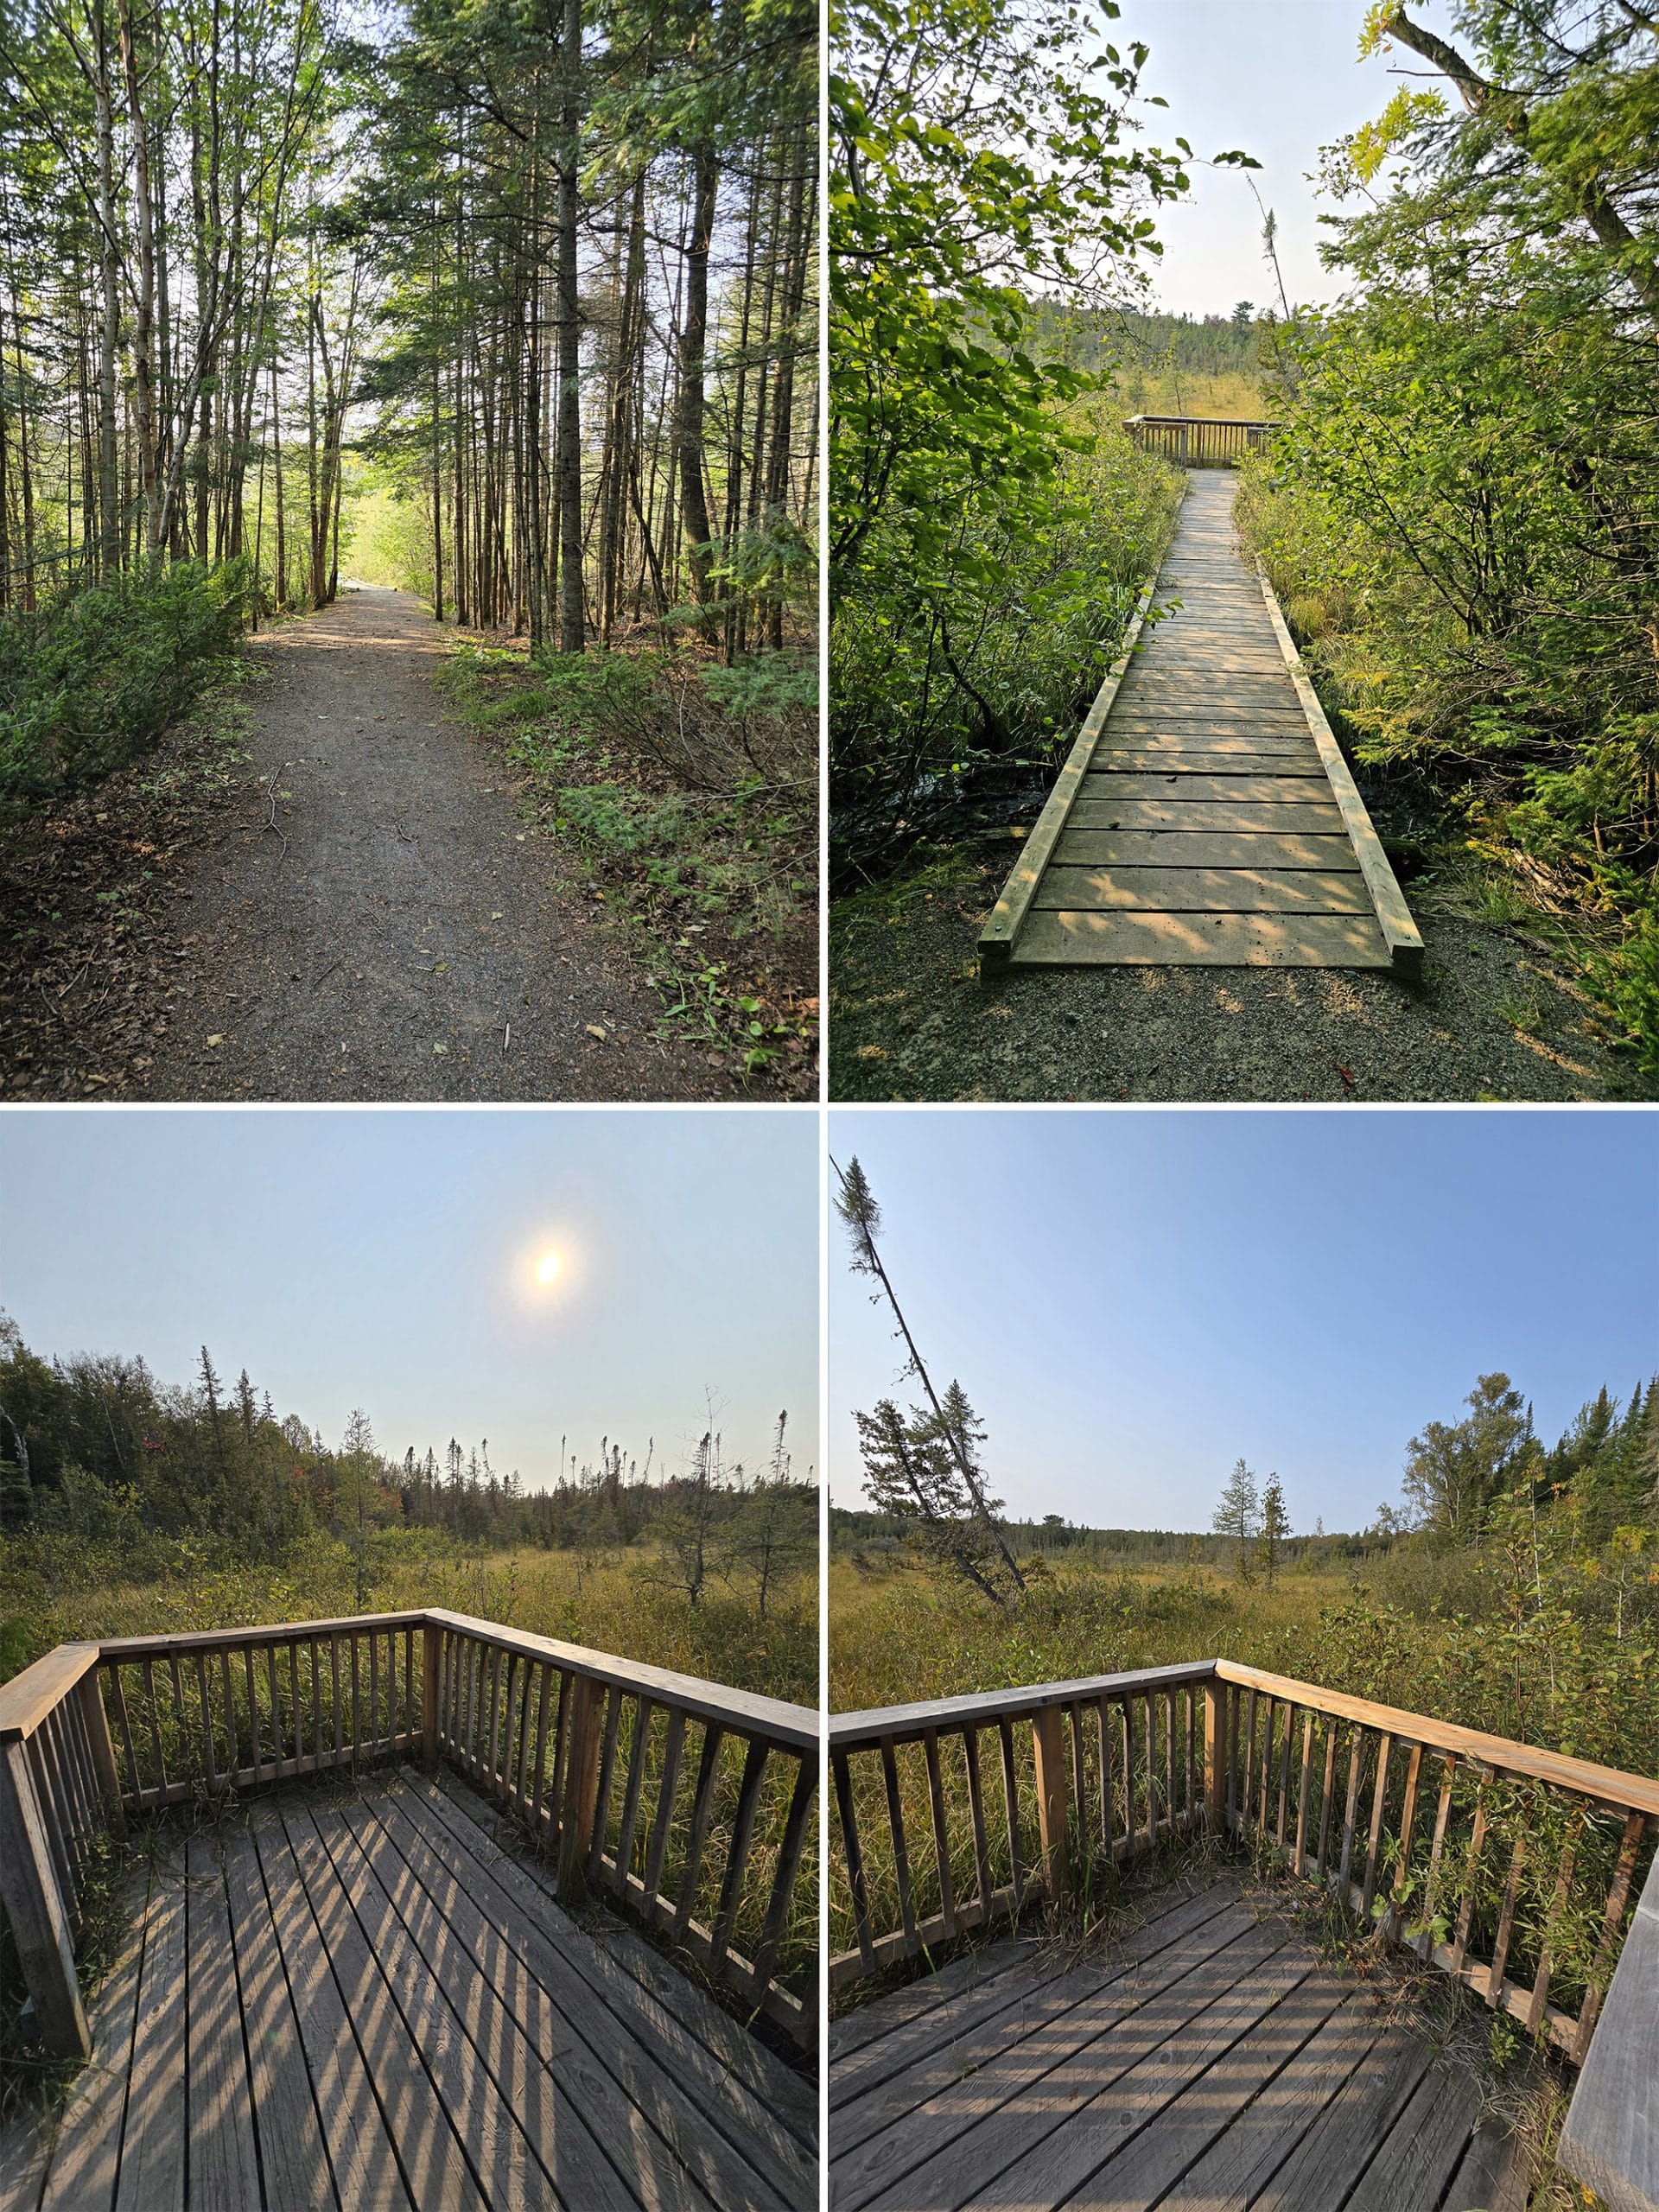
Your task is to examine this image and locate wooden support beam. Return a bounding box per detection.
[556,1673,605,1901]
[0,1738,90,2059]
[75,1672,124,1839]
[421,1621,441,1770]
[1031,1705,1069,1908]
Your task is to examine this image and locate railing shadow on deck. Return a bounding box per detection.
[830,1657,1659,2201]
[1125,414,1275,466]
[0,1607,819,2063]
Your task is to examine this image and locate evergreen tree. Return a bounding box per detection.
[1212,1459,1260,1580]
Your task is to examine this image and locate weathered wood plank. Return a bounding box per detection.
[183,1834,262,2212]
[218,1827,336,2212]
[418,1771,819,2152]
[1011,909,1393,969]
[248,1811,410,2211]
[1052,829,1361,870]
[1033,867,1372,915]
[381,1779,814,2202]
[1559,1843,1659,2212]
[1066,799,1347,833]
[1090,749,1326,777]
[37,1870,152,2212]
[111,1859,187,2212]
[1082,771,1336,804]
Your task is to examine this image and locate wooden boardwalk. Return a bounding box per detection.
[829,1869,1527,2212]
[979,473,1423,976]
[0,1769,818,2212]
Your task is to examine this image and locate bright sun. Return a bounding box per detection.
[534,1250,562,1286]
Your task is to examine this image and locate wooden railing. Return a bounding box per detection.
[1125,414,1274,465]
[425,1611,818,2048]
[830,1662,1215,1988]
[829,1657,1659,2072]
[1,1609,819,2059]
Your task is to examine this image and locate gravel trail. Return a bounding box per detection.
[144,587,727,1101]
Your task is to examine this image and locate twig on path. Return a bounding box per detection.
[503,1024,511,1053]
[258,766,292,860]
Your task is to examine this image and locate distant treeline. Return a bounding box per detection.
[831,1506,1359,1569]
[1023,301,1268,384]
[0,1317,814,1585]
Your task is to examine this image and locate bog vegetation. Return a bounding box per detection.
[0,1313,817,1707]
[830,0,1659,1084]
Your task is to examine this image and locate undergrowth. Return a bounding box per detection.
[442,641,817,1094]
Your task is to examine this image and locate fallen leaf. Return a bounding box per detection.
[1338,1065,1355,1089]
[206,1033,225,1046]
[432,1042,448,1055]
[585,1024,607,1041]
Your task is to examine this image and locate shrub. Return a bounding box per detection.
[0,560,248,820]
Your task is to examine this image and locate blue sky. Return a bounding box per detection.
[1109,0,1461,319]
[830,1111,1659,1535]
[0,1109,819,1491]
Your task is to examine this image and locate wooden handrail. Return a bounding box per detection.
[830,1662,1216,1751]
[92,1610,429,1661]
[1560,1848,1659,2210]
[1213,1662,1659,1820]
[0,1643,103,1740]
[1123,414,1276,429]
[425,1609,818,1751]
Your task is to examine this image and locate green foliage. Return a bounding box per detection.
[829,0,1231,883]
[0,563,248,820]
[1234,0,1659,1082]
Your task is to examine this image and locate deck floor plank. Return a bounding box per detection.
[340,1789,753,2212]
[982,470,1420,973]
[18,1770,813,2212]
[185,1833,263,2212]
[111,1857,187,2212]
[219,1827,337,2212]
[830,1868,1527,2212]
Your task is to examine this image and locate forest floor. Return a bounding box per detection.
[1,586,737,1101]
[830,848,1637,1102]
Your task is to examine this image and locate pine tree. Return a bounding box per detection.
[1257,1474,1288,1588]
[1212,1459,1260,1581]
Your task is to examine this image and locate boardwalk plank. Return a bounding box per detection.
[184,1834,261,2212]
[36,1871,151,2212]
[388,1779,814,2207]
[289,1796,570,2212]
[1083,773,1339,804]
[1052,830,1360,871]
[862,1920,1309,2212]
[276,1804,486,2212]
[1033,868,1371,915]
[831,1881,1228,2139]
[423,1770,819,2149]
[834,1897,1262,2206]
[1066,802,1346,834]
[111,1859,186,2212]
[1012,911,1392,968]
[334,1789,760,2212]
[994,1965,1347,2210]
[1344,2057,1485,2212]
[981,470,1418,974]
[219,1826,336,2212]
[249,1810,411,2211]
[829,1942,1039,2070]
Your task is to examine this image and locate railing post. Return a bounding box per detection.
[421,1621,441,1770]
[557,1675,605,1900]
[1031,1706,1070,1910]
[75,1669,125,1839]
[0,1738,91,2059]
[1204,1681,1227,1837]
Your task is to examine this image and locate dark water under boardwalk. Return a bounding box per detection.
[0,1770,817,2212]
[829,1868,1528,2211]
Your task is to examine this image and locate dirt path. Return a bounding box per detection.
[830,859,1637,1101]
[143,587,728,1100]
